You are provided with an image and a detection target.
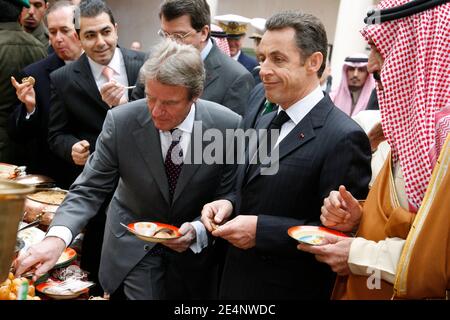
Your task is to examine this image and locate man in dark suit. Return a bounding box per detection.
[201,11,372,299]
[132,0,254,116]
[46,0,146,295]
[16,39,241,300]
[8,0,82,188]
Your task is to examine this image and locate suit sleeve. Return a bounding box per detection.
[47,73,80,164]
[222,71,255,116]
[255,129,372,257]
[6,70,41,142]
[51,110,120,237]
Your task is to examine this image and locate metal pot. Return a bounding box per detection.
[0,179,35,283]
[23,188,68,229]
[14,174,56,189]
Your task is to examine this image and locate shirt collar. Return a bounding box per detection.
[280,85,324,125]
[87,47,123,81]
[232,50,241,61]
[161,103,196,135]
[200,39,213,61]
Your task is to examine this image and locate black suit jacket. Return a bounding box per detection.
[220,95,372,299]
[48,48,146,180]
[7,53,76,186]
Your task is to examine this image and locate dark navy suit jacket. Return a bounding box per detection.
[238,51,258,73]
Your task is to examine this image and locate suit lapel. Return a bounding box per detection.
[244,84,266,129]
[120,47,140,96]
[73,54,109,111]
[245,96,332,185]
[172,102,212,203]
[203,45,220,90]
[45,53,64,73]
[132,108,171,204]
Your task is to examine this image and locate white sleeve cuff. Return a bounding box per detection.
[45,226,73,248]
[348,237,405,284]
[189,221,208,254]
[25,106,36,120]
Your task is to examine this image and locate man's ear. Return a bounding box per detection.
[200,25,210,43]
[306,52,324,74]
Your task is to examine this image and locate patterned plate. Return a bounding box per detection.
[123,222,182,243]
[288,226,347,246]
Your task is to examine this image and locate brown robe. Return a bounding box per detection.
[333,135,450,299]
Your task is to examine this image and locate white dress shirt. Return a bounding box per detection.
[232,50,241,61]
[274,85,324,147]
[87,47,130,100]
[47,104,208,254]
[200,39,213,61]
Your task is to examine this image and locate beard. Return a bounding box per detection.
[348,85,363,92]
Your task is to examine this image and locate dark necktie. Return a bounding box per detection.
[262,100,278,116]
[164,129,183,202]
[246,110,291,181]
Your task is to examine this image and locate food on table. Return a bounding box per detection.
[0,273,40,300]
[27,190,66,205]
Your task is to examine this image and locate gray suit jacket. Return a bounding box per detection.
[131,43,255,116]
[51,99,241,296]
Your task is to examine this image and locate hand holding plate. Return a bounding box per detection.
[297,234,354,276]
[161,222,196,253]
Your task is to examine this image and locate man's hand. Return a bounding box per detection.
[162,222,196,253]
[201,200,233,232]
[212,215,257,250]
[100,81,127,107]
[71,140,90,166]
[11,76,36,113]
[321,185,362,232]
[368,122,385,152]
[297,235,354,276]
[14,237,66,282]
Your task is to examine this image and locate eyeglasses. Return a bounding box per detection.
[157,29,195,41]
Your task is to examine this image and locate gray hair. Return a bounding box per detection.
[266,11,328,78]
[44,1,75,27]
[141,40,205,100]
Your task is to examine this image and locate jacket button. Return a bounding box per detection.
[144,245,150,251]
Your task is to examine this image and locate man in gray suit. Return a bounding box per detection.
[132,0,254,116]
[15,40,241,300]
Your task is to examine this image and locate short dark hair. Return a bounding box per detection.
[160,0,210,32]
[79,0,115,25]
[266,11,328,77]
[0,0,21,22]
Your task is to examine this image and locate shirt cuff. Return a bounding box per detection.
[25,106,36,120]
[45,226,73,248]
[189,221,208,254]
[348,237,405,284]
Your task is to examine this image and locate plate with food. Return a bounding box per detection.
[36,280,89,300]
[287,226,347,246]
[122,222,182,243]
[53,248,77,269]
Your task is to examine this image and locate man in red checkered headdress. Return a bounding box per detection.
[299,0,450,299]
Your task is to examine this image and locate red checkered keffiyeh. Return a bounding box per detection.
[211,24,231,56]
[362,0,450,210]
